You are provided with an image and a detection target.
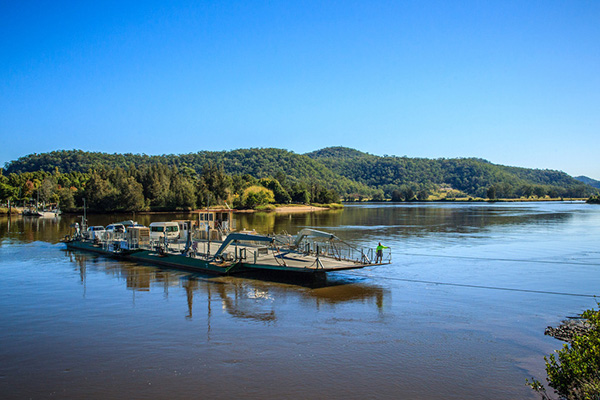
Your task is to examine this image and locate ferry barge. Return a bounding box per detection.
[63,210,390,278]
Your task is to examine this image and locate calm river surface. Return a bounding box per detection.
[1,202,599,399]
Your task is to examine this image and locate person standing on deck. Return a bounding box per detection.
[376,242,389,263]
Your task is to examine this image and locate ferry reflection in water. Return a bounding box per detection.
[65,249,387,323]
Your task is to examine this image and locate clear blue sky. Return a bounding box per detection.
[1,1,599,179]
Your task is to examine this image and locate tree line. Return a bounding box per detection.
[1,147,597,210]
[307,147,596,200]
[3,148,373,198]
[0,162,340,212]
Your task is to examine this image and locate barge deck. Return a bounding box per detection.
[63,228,390,277]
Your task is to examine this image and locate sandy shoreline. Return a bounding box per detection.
[273,205,329,213]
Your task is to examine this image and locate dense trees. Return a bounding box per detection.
[307,147,596,200]
[259,178,291,204]
[0,156,340,212]
[1,147,597,211]
[4,148,371,198]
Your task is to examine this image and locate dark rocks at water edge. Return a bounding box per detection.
[545,318,592,343]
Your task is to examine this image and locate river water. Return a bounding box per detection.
[1,202,599,399]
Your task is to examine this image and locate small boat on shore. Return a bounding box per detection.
[22,193,61,218]
[22,208,61,218]
[62,210,390,278]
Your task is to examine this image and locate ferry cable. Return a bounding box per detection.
[341,271,598,298]
[400,252,600,267]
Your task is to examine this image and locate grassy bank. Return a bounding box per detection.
[0,207,21,215]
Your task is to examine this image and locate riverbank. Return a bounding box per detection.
[235,204,339,214]
[344,197,588,204]
[36,203,343,216]
[0,207,22,215]
[274,205,329,213]
[3,197,590,215]
[587,195,600,204]
[545,318,592,343]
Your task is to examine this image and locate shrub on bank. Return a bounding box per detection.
[528,304,600,399]
[587,195,600,204]
[234,186,275,209]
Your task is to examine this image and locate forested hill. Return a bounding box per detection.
[3,147,596,200]
[575,176,600,189]
[305,147,593,199]
[3,149,371,196]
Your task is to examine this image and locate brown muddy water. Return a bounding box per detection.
[1,202,599,399]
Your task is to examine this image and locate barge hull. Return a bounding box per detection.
[65,240,244,275]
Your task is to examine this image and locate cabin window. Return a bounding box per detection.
[151,226,164,232]
[166,226,179,233]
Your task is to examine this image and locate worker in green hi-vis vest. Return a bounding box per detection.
[375,242,389,263]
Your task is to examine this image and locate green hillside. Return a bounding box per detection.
[306,146,592,199]
[1,147,595,213]
[3,148,371,197]
[575,176,600,189]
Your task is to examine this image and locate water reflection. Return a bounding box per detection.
[0,202,577,246]
[64,249,388,322]
[333,203,575,243]
[0,215,70,244]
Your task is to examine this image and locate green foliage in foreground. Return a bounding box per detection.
[528,305,600,400]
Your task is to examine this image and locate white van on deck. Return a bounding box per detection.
[86,226,106,240]
[105,224,126,233]
[149,222,180,242]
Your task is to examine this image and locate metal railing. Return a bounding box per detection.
[289,237,389,265]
